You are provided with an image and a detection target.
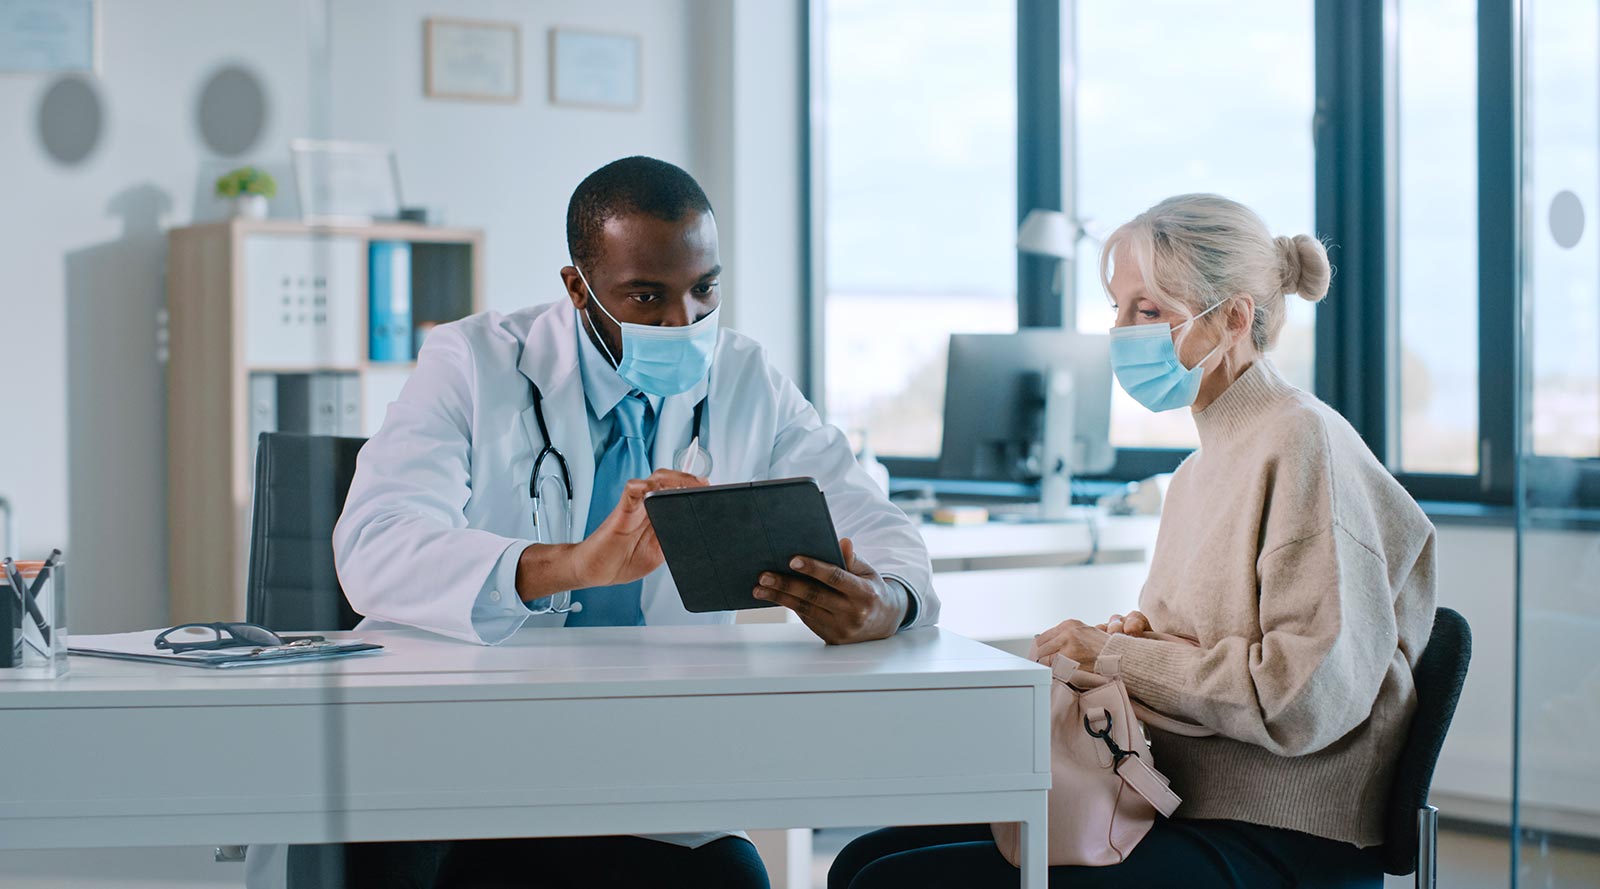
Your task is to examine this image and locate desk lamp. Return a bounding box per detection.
[1016,209,1092,299]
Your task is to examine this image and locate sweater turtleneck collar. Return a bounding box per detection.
[1191,358,1297,446]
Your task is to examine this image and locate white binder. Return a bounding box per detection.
[308,373,341,436]
[247,373,278,464]
[335,373,363,436]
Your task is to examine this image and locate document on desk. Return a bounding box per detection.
[69,630,383,669]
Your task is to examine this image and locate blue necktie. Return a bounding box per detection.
[566,392,653,626]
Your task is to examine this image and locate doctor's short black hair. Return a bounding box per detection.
[566,156,715,269]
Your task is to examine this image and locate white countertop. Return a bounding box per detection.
[2,623,1045,708]
[919,513,1159,569]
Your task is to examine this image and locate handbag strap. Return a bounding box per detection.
[1077,697,1185,817]
[1055,655,1195,818]
[1115,754,1183,817]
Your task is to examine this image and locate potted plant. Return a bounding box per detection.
[215,166,276,219]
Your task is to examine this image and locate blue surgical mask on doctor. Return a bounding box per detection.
[574,265,720,397]
[1108,299,1230,412]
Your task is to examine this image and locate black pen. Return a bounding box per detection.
[27,549,61,599]
[3,557,52,647]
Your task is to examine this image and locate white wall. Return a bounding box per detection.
[0,0,314,634]
[326,0,699,316]
[0,0,805,636]
[693,0,808,381]
[328,0,806,382]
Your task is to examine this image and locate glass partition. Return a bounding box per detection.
[1515,0,1600,886]
[1,2,747,885]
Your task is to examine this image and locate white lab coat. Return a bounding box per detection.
[245,300,939,887]
[336,300,937,641]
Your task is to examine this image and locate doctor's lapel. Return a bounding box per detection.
[652,373,710,479]
[516,308,597,547]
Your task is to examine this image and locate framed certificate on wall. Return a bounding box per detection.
[549,28,640,110]
[425,17,520,103]
[0,0,98,73]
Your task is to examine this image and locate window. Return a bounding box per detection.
[1395,0,1481,475]
[1071,0,1317,451]
[817,0,1017,458]
[808,0,1594,506]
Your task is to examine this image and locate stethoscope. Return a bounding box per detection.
[523,376,711,614]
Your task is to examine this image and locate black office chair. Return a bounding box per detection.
[1378,606,1473,889]
[246,433,450,887]
[246,432,367,632]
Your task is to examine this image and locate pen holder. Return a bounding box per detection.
[1,558,67,679]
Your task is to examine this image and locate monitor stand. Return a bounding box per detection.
[1038,368,1077,520]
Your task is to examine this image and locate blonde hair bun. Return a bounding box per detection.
[1099,194,1330,354]
[1275,234,1331,303]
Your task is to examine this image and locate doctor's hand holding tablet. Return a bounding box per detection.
[753,536,911,645]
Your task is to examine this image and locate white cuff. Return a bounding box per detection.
[885,574,922,630]
[468,540,536,645]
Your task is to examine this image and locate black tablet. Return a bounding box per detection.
[643,477,846,613]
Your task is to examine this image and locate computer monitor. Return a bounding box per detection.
[937,330,1114,484]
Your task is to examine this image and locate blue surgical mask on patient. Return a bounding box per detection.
[1108,300,1229,412]
[575,265,720,397]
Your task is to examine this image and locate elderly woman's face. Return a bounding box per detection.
[1108,256,1167,329]
[1107,250,1226,372]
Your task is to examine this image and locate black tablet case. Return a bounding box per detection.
[644,477,846,613]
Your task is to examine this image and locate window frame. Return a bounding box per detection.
[806,0,1596,507]
[1310,0,1518,506]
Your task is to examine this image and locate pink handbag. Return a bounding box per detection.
[992,638,1213,868]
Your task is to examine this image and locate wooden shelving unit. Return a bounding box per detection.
[166,218,484,624]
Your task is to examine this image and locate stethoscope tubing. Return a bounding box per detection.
[523,378,708,615]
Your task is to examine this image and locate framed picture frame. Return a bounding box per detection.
[291,139,403,225]
[0,0,99,74]
[424,17,520,103]
[549,28,641,110]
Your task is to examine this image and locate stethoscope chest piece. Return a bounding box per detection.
[674,437,713,476]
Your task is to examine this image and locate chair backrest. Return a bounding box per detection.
[1379,606,1473,876]
[246,433,368,632]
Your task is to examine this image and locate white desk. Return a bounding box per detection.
[1,624,1053,888]
[921,514,1160,649]
[920,514,1159,572]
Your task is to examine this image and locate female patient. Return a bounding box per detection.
[830,194,1438,888]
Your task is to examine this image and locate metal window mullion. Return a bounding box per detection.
[1313,1,1389,455]
[1478,0,1521,505]
[1017,0,1064,329]
[1357,0,1392,465]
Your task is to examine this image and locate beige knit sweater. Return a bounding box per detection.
[1097,359,1437,848]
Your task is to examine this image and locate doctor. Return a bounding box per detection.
[335,154,936,644]
[287,156,937,888]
